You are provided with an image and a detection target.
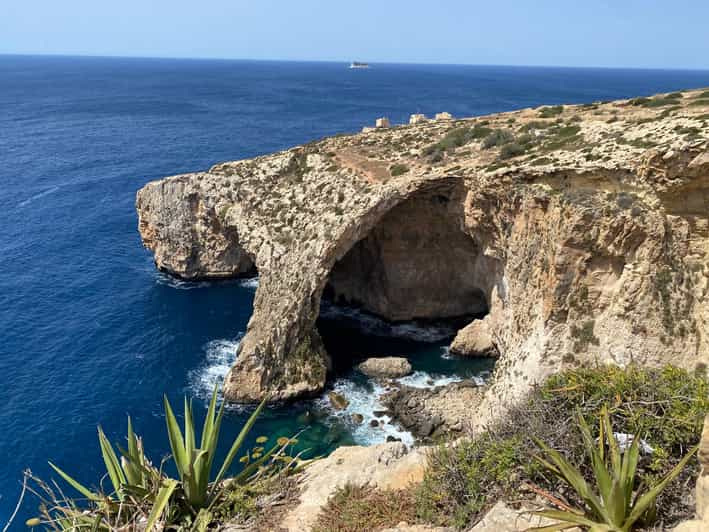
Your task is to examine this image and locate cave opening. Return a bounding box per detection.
[316,184,498,378]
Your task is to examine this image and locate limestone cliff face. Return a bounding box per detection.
[137,89,709,415]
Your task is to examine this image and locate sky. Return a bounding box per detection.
[2,0,709,70]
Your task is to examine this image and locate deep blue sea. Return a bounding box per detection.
[2,55,709,526]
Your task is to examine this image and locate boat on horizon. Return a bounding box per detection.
[349,61,370,69]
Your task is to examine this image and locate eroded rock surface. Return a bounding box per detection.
[449,319,498,357]
[137,89,709,416]
[281,442,426,531]
[359,357,413,378]
[383,381,485,440]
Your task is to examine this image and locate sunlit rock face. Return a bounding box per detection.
[137,88,709,419]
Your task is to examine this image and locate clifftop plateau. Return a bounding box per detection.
[137,88,709,424]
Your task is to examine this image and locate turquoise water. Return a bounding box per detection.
[3,54,709,525]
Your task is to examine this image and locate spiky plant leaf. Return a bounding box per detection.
[624,444,698,527]
[145,478,178,532]
[97,426,126,497]
[48,462,101,502]
[214,396,267,486]
[163,394,188,480]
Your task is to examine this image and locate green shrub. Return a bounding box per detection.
[415,365,708,529]
[482,129,514,149]
[499,142,525,160]
[390,163,409,177]
[539,105,564,118]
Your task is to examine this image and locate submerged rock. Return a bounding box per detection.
[328,391,349,411]
[359,357,413,379]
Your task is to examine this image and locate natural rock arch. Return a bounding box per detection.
[137,96,709,426]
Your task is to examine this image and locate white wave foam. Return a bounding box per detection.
[155,273,212,290]
[239,277,259,289]
[17,186,60,208]
[396,371,463,389]
[317,379,414,446]
[319,302,455,342]
[155,274,259,291]
[189,336,242,400]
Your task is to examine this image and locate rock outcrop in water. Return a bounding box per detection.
[137,89,709,422]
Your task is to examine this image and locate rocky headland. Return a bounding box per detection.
[137,89,709,430]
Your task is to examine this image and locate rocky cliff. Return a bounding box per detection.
[137,89,709,420]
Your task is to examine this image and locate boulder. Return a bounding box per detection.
[469,501,564,531]
[328,391,349,410]
[359,357,413,379]
[351,413,364,424]
[280,442,427,531]
[449,320,498,358]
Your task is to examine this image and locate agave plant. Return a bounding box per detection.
[531,407,698,531]
[162,386,267,509]
[45,418,176,531]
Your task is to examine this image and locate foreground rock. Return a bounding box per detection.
[359,356,413,378]
[137,88,709,417]
[449,319,498,357]
[281,442,427,531]
[468,501,561,531]
[383,381,485,440]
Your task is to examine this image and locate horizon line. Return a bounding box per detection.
[2,51,709,73]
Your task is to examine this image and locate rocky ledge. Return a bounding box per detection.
[137,89,709,425]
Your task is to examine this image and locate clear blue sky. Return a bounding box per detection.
[2,0,708,69]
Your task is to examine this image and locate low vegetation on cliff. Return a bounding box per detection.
[316,365,708,531]
[27,388,306,531]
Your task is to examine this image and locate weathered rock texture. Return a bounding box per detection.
[281,442,426,531]
[383,381,485,440]
[137,89,709,415]
[449,319,498,357]
[359,357,413,378]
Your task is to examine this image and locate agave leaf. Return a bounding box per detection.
[625,444,698,527]
[607,478,626,526]
[48,462,102,502]
[619,431,641,512]
[528,523,582,532]
[201,386,218,450]
[163,395,188,480]
[214,397,267,486]
[124,417,142,486]
[97,426,127,497]
[601,409,621,479]
[191,449,210,507]
[577,411,612,505]
[533,437,607,520]
[185,397,196,463]
[145,478,178,532]
[532,509,603,528]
